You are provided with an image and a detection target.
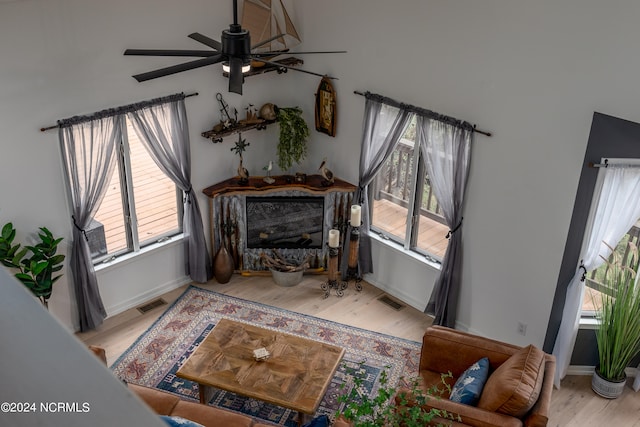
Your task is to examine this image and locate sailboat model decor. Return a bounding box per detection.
[124,0,345,95]
[242,0,301,59]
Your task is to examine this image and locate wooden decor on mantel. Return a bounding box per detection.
[202,174,354,198]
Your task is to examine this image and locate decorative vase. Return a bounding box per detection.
[213,245,234,284]
[591,368,626,399]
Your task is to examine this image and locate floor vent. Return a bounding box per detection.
[137,298,167,314]
[378,295,405,311]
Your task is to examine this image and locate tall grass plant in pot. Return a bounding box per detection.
[591,241,640,398]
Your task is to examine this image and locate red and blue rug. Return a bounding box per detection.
[111,285,422,426]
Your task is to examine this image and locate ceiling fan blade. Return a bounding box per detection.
[251,49,347,57]
[228,57,244,95]
[188,32,222,51]
[132,54,223,82]
[251,33,286,51]
[274,50,347,55]
[124,49,219,57]
[258,58,338,80]
[251,50,290,58]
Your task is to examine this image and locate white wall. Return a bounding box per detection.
[5,0,640,348]
[296,0,640,347]
[0,0,311,330]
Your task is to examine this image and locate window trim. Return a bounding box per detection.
[369,129,445,264]
[90,118,183,265]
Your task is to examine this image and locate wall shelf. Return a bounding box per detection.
[201,119,276,143]
[202,57,303,143]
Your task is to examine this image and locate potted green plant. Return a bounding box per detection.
[275,106,310,172]
[591,241,640,398]
[335,361,459,427]
[0,222,65,308]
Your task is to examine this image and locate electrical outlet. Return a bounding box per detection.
[517,322,527,336]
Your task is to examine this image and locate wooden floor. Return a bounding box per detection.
[372,198,450,259]
[77,275,640,426]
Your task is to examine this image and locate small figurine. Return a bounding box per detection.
[319,157,334,186]
[240,103,264,125]
[263,160,275,184]
[237,156,249,183]
[231,134,251,185]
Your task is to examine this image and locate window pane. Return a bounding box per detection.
[93,165,128,257]
[371,138,415,243]
[414,174,449,259]
[128,121,180,246]
[583,221,640,313]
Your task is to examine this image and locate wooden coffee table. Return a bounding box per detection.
[176,318,345,422]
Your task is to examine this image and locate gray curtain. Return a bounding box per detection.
[59,116,122,331]
[419,117,473,327]
[341,94,412,277]
[128,97,212,283]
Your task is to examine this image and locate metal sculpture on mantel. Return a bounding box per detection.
[124,0,345,95]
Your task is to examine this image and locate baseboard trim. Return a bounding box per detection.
[564,365,639,377]
[105,276,191,318]
[364,275,426,312]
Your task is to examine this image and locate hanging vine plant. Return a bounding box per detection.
[275,106,310,171]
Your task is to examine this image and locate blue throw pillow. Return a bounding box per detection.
[160,415,205,427]
[449,357,490,405]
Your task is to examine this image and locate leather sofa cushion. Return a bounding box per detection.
[171,400,253,427]
[477,344,545,418]
[128,383,179,415]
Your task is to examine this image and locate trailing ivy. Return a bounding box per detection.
[275,107,310,171]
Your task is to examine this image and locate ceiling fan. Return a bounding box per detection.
[124,0,345,95]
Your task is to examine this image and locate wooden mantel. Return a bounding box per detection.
[202,175,356,198]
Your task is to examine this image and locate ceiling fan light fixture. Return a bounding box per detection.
[222,62,251,74]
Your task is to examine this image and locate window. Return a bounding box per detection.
[370,117,449,262]
[91,118,182,262]
[582,219,640,315]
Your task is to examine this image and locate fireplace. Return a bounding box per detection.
[203,175,356,271]
[246,196,324,249]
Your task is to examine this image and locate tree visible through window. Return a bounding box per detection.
[91,118,181,262]
[370,117,450,261]
[583,219,640,314]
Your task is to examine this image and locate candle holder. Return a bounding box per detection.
[321,247,347,298]
[345,226,363,292]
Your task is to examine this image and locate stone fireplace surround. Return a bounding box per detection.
[203,175,357,272]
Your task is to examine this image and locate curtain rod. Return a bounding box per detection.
[39,92,199,132]
[353,90,492,137]
[589,159,640,169]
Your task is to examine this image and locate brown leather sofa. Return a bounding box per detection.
[129,383,274,427]
[88,346,273,427]
[396,326,555,427]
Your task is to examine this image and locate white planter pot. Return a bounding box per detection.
[591,368,626,399]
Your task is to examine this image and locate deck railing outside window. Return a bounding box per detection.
[371,135,450,260]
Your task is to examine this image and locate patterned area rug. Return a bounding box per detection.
[111,285,422,426]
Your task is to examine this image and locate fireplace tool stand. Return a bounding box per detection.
[344,226,363,292]
[322,247,347,298]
